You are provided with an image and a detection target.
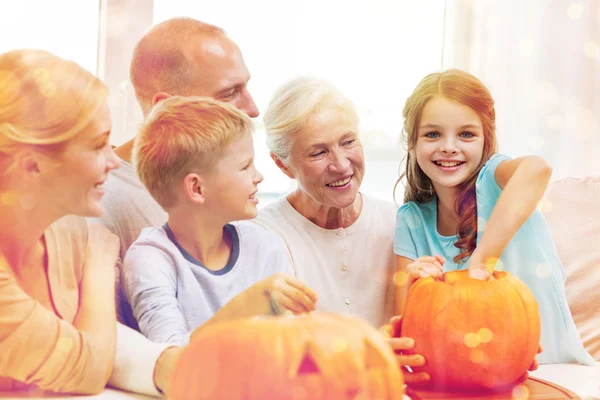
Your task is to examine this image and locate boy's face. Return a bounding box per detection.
[203,132,264,221]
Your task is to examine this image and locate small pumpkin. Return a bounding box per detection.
[169,312,404,400]
[400,270,541,390]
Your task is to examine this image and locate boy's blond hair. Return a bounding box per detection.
[133,96,254,209]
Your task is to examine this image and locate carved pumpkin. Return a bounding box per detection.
[169,312,404,400]
[401,270,541,390]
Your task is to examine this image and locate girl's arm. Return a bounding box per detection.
[469,156,552,278]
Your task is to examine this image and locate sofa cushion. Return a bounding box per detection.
[544,176,600,361]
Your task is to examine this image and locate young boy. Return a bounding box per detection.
[122,96,318,346]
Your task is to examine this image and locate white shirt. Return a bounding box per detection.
[253,193,397,327]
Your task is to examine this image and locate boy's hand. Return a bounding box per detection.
[260,273,318,315]
[407,255,444,285]
[386,316,430,384]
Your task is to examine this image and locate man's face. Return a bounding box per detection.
[184,36,259,118]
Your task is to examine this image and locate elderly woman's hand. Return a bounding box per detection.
[386,315,430,384]
[528,345,542,371]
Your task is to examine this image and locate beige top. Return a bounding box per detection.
[0,216,167,396]
[0,216,102,392]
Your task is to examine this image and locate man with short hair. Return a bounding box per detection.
[93,17,260,397]
[101,17,259,264]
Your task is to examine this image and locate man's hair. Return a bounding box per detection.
[133,96,254,209]
[130,17,226,116]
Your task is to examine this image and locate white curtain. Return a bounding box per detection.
[443,0,600,179]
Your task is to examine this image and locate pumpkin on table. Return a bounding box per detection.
[169,312,404,400]
[400,270,541,390]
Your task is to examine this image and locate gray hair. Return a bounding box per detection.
[263,76,358,165]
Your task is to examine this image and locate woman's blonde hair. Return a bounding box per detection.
[134,96,254,209]
[263,76,358,165]
[396,69,498,263]
[0,49,108,176]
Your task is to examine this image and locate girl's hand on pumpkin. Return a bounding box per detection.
[467,253,497,281]
[386,316,430,384]
[261,273,319,315]
[407,255,444,285]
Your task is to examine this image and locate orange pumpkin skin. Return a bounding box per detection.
[169,312,404,400]
[401,270,541,390]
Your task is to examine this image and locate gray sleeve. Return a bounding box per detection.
[122,243,190,346]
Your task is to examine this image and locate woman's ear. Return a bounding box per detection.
[271,153,295,179]
[14,150,42,182]
[182,173,206,205]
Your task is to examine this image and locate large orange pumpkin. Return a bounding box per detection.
[400,270,541,390]
[169,312,404,400]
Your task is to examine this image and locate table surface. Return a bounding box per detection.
[0,363,597,399]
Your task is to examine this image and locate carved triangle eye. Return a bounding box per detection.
[297,353,321,375]
[365,340,387,369]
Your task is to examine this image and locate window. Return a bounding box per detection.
[154,0,446,204]
[0,1,100,75]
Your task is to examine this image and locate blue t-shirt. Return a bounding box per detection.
[394,153,594,365]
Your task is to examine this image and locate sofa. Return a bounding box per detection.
[530,175,600,399]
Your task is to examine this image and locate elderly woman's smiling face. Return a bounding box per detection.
[285,107,365,209]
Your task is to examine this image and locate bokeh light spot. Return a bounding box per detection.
[584,41,600,59]
[512,384,530,400]
[0,191,19,207]
[39,81,57,98]
[464,332,480,349]
[536,263,552,279]
[393,271,409,286]
[528,136,545,151]
[56,337,73,353]
[477,216,487,232]
[33,68,50,83]
[477,328,493,343]
[332,337,348,353]
[380,324,393,338]
[567,3,584,19]
[537,198,553,214]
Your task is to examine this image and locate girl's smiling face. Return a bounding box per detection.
[415,96,485,194]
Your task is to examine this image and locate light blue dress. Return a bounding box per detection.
[394,153,594,365]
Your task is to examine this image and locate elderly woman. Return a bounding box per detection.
[0,49,179,395]
[254,76,428,383]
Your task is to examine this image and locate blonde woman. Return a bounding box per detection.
[0,49,178,396]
